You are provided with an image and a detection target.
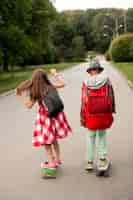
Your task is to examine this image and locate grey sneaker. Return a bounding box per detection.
[85,161,94,171]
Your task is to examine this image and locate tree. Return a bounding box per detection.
[15,0,32,31]
[31,0,57,64]
[91,13,111,52]
[0,4,133,70]
[1,25,32,68]
[127,8,133,33]
[52,14,75,61]
[71,36,86,61]
[72,10,97,50]
[0,0,32,71]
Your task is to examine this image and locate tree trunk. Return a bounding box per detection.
[3,52,9,72]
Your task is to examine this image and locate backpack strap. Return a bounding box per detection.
[83,80,90,97]
[106,79,116,113]
[106,79,113,97]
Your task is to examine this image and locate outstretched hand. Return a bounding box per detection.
[50,68,65,88]
[50,68,57,76]
[24,100,34,109]
[16,88,22,96]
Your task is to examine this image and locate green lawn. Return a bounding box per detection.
[0,63,79,94]
[113,62,133,82]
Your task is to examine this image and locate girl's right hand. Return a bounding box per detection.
[50,68,57,76]
[16,88,22,96]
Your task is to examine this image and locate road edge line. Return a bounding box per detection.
[128,80,133,90]
[0,90,14,98]
[104,59,133,91]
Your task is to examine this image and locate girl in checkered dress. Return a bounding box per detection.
[16,69,72,170]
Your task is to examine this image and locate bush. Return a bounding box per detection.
[110,34,133,62]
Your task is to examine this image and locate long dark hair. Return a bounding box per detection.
[17,69,53,101]
[30,69,52,101]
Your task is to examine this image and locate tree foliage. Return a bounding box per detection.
[0,2,133,71]
[127,8,133,33]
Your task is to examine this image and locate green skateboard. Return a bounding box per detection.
[41,167,57,179]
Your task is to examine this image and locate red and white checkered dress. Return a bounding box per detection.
[32,103,72,147]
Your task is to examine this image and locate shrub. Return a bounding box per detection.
[110,34,133,62]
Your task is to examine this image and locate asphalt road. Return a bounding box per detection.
[0,58,133,200]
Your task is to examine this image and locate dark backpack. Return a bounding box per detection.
[44,87,64,118]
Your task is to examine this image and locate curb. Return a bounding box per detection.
[104,59,133,91]
[128,80,133,90]
[0,90,14,98]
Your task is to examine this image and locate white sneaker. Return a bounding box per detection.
[85,161,94,171]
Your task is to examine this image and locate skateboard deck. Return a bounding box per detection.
[41,168,57,179]
[96,162,112,177]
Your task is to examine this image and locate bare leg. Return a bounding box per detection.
[53,141,61,161]
[44,144,54,164]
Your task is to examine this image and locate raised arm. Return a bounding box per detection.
[16,80,35,109]
[50,69,65,89]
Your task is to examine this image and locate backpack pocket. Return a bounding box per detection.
[87,96,112,114]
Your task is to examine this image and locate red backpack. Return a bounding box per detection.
[86,83,113,115]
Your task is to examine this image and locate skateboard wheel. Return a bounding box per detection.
[103,163,111,177]
[96,162,112,177]
[96,169,104,177]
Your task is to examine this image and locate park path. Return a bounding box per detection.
[0,58,133,200]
